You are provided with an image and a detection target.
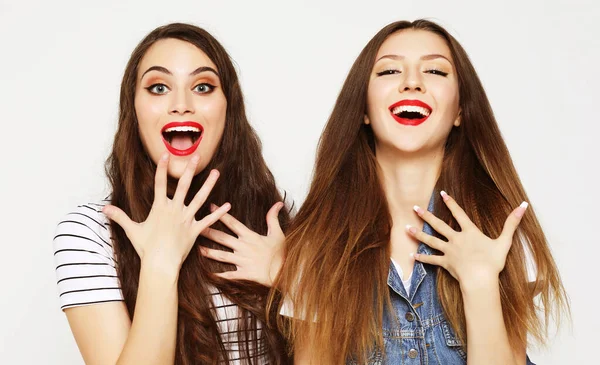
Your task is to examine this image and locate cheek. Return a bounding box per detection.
[434,83,460,115]
[198,96,227,121]
[135,94,164,136]
[367,81,391,117]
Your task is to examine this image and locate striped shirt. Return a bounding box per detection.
[53,199,268,364]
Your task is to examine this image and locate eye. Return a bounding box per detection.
[193,83,215,94]
[376,69,401,76]
[425,69,449,77]
[146,83,170,94]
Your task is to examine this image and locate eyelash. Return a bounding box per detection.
[145,83,216,95]
[375,69,449,77]
[193,83,216,94]
[376,69,400,76]
[425,69,449,77]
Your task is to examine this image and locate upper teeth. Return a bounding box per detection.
[392,105,431,116]
[164,126,201,133]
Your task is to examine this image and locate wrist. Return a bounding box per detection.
[459,272,500,294]
[141,254,182,281]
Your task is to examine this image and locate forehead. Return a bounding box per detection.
[138,38,217,76]
[376,29,453,61]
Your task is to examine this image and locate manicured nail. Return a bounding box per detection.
[413,205,424,215]
[440,190,450,201]
[405,224,417,234]
[515,201,529,218]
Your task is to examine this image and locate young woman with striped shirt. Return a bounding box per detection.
[53,23,290,365]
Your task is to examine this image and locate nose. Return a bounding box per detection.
[169,89,195,115]
[399,69,425,93]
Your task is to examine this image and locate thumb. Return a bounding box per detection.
[500,201,528,242]
[103,204,136,238]
[266,202,284,237]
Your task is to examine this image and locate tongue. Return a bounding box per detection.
[171,135,194,150]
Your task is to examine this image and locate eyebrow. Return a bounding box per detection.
[375,53,452,63]
[141,65,220,79]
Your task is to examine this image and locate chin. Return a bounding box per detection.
[166,162,188,179]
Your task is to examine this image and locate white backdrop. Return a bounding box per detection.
[1,0,597,363]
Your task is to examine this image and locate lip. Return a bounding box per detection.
[161,121,204,156]
[388,99,433,126]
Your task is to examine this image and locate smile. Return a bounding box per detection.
[161,121,203,156]
[388,100,432,126]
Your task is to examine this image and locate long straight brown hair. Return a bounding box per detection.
[271,19,569,364]
[106,23,290,365]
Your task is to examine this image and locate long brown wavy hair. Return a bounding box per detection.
[271,19,569,364]
[106,23,290,365]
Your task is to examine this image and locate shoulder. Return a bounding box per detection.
[53,199,124,310]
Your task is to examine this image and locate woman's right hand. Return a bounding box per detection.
[102,152,231,272]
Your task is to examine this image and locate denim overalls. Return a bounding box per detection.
[351,199,536,364]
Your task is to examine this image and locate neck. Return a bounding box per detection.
[376,145,444,224]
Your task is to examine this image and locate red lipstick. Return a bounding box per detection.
[388,100,432,126]
[161,121,203,156]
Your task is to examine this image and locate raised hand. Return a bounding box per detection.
[102,153,231,271]
[199,202,286,286]
[408,190,528,289]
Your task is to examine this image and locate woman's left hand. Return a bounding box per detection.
[408,191,528,290]
[199,202,286,287]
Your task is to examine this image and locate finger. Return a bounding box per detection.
[439,191,475,230]
[187,170,220,215]
[412,252,445,267]
[194,202,231,235]
[200,246,239,266]
[406,225,446,252]
[266,202,285,237]
[200,227,240,251]
[412,205,455,239]
[173,156,200,205]
[154,153,170,202]
[500,201,528,240]
[214,271,243,281]
[210,204,254,238]
[102,205,136,236]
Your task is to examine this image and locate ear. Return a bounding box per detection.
[364,114,371,125]
[453,110,462,127]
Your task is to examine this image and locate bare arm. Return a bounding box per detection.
[115,262,180,364]
[461,279,525,365]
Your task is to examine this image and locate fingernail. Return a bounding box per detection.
[191,155,200,164]
[223,202,231,210]
[210,203,217,212]
[440,190,450,201]
[515,201,529,218]
[278,202,284,210]
[413,205,424,215]
[405,224,417,234]
[102,206,111,215]
[161,152,169,160]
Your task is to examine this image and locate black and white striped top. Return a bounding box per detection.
[53,200,268,364]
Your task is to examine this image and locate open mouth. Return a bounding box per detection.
[161,121,203,156]
[389,100,432,126]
